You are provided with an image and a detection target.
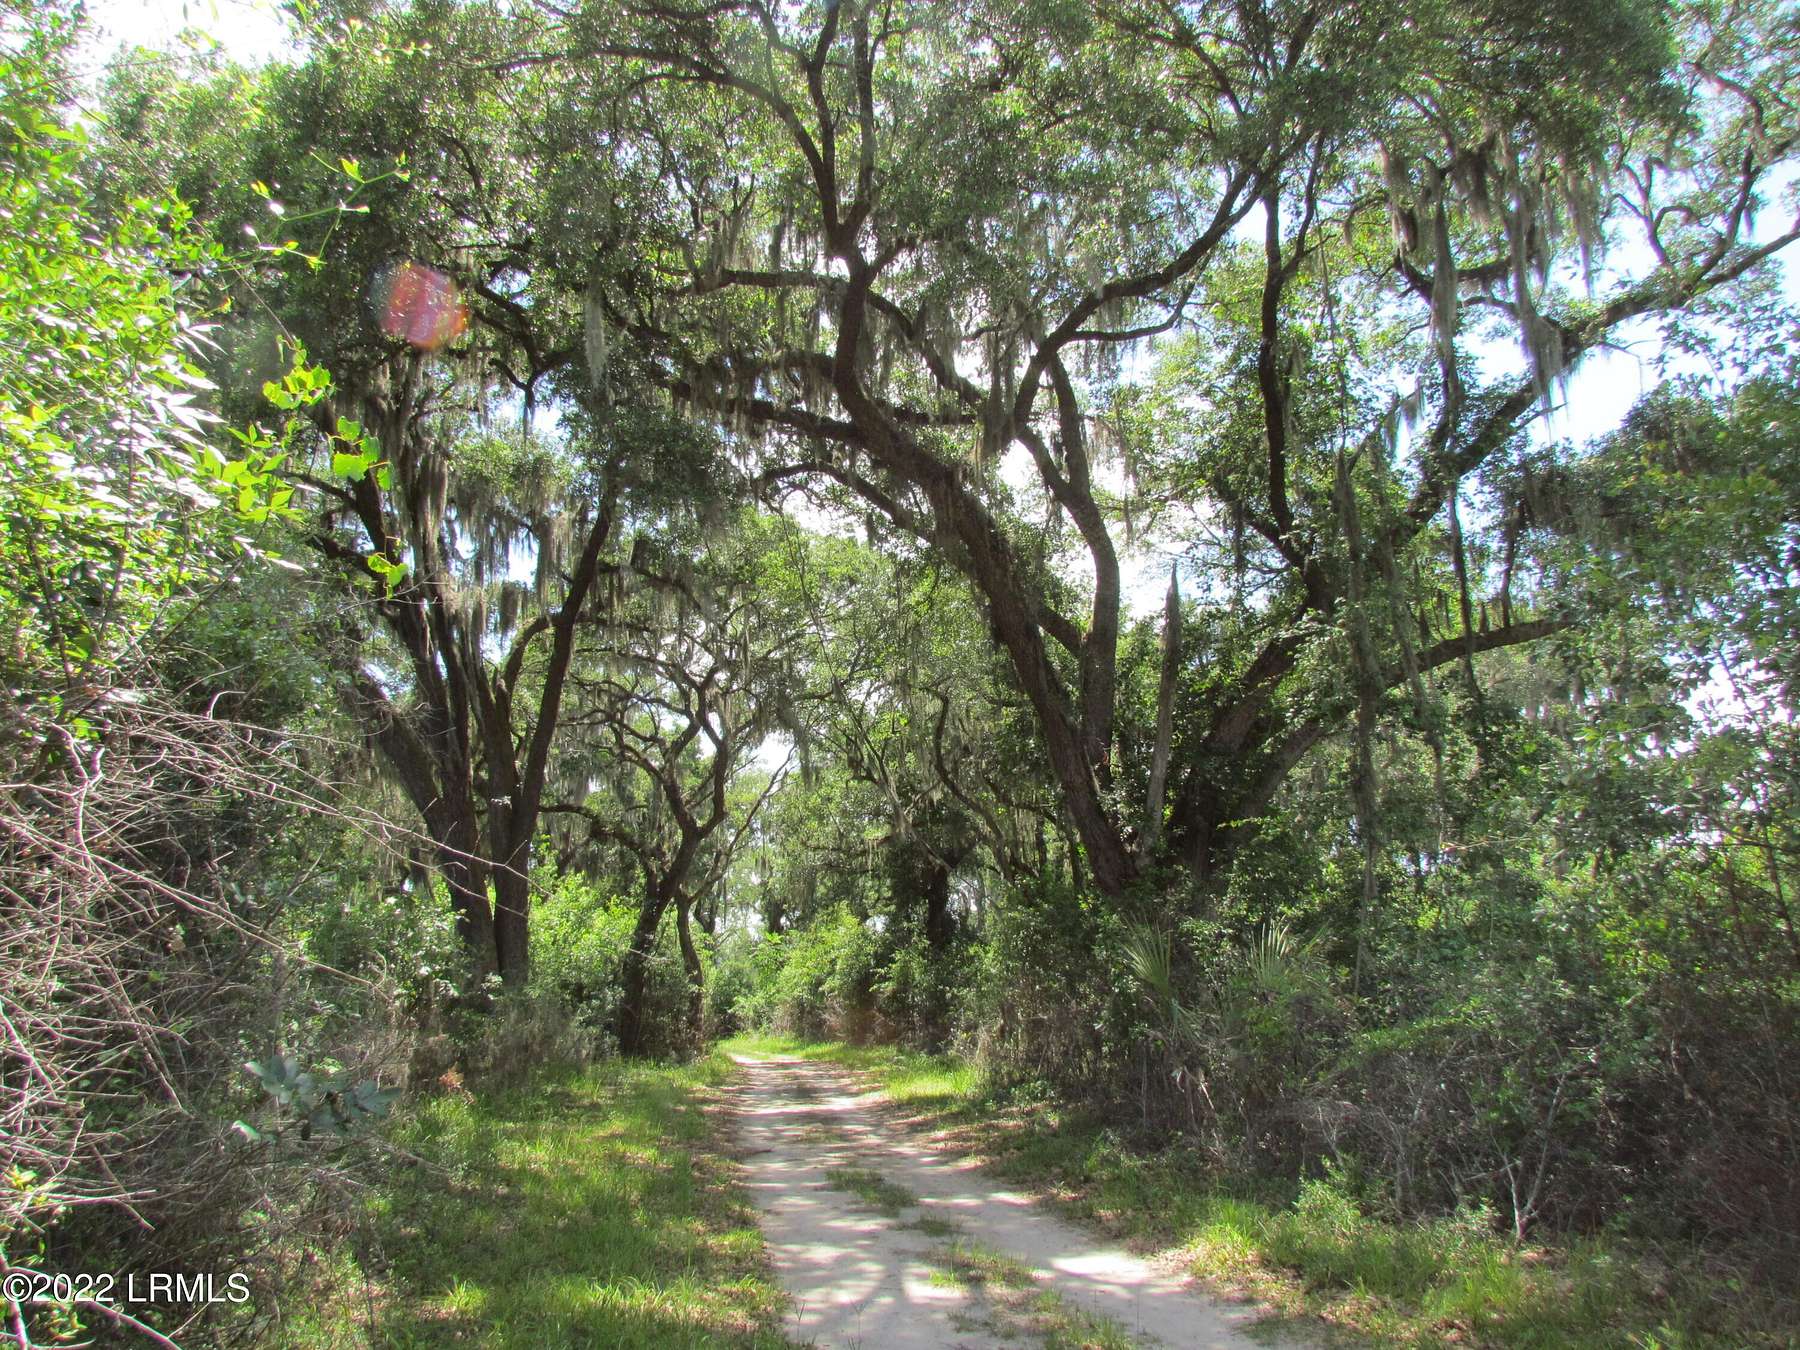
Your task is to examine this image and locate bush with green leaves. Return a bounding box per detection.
[527,870,698,1056]
[704,929,769,1034]
[734,905,885,1039]
[0,12,380,1342]
[872,931,969,1051]
[0,11,306,698]
[302,875,467,1012]
[959,878,1126,1097]
[237,1055,398,1144]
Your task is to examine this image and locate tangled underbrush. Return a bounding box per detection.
[0,692,412,1344]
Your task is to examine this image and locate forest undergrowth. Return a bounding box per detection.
[280,1050,786,1350]
[8,0,1800,1344]
[732,1037,1799,1350]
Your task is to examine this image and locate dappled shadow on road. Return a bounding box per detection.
[729,1054,1287,1349]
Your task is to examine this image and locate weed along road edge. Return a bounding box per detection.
[725,1052,1287,1349]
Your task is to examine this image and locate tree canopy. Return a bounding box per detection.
[5,0,1800,1339]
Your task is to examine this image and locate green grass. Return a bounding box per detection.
[904,1213,961,1239]
[290,1051,790,1349]
[738,1037,1795,1349]
[928,1240,1137,1350]
[821,1166,918,1216]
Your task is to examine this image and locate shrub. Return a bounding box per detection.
[527,873,697,1057]
[735,905,884,1039]
[961,878,1125,1098]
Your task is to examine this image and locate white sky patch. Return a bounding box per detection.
[76,0,297,72]
[751,731,794,774]
[769,485,864,541]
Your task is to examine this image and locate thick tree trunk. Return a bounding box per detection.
[439,852,496,979]
[676,899,704,1043]
[922,859,953,953]
[831,284,1136,898]
[426,802,497,980]
[492,858,531,987]
[939,509,1135,895]
[485,795,535,986]
[616,889,670,1057]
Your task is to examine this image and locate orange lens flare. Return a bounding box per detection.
[374,261,469,351]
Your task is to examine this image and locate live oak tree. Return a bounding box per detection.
[96,20,697,986]
[519,0,1800,900]
[310,391,625,986]
[123,0,1800,916]
[549,514,807,1051]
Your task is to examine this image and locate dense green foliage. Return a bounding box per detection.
[2,0,1798,1342]
[0,0,355,1325]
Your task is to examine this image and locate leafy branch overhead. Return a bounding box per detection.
[2,1,1798,1342]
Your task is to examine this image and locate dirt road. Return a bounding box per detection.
[727,1053,1284,1349]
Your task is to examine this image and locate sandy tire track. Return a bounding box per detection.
[727,1053,1290,1349]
